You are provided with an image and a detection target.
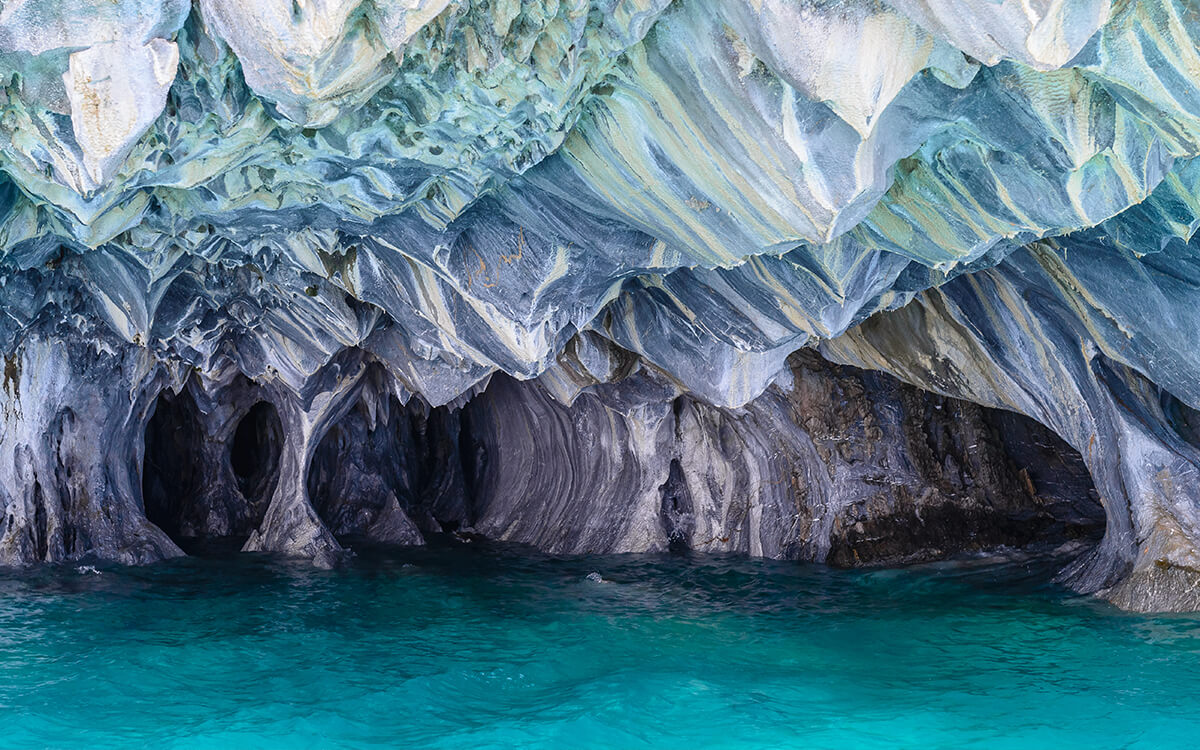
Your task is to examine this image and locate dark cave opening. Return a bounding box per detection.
[307,396,446,545]
[141,352,1106,568]
[142,388,281,549]
[659,457,694,554]
[229,401,284,508]
[142,388,204,544]
[983,408,1108,542]
[806,349,1107,568]
[823,391,1108,568]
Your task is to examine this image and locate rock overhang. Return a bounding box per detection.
[1,0,1200,610]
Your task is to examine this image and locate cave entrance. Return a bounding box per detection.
[307,396,438,546]
[142,387,205,545]
[823,397,1108,569]
[230,401,283,508]
[142,389,282,552]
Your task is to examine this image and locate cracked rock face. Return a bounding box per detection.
[1,0,1199,611]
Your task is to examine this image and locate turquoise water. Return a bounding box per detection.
[2,543,1199,749]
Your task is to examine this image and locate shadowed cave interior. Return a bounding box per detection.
[230,402,284,511]
[138,353,1106,568]
[142,388,205,544]
[306,394,451,546]
[143,390,283,550]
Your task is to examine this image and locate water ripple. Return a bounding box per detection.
[0,543,1197,748]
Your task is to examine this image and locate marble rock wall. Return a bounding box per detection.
[0,0,1199,610]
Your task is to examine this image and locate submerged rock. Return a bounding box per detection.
[0,0,1198,610]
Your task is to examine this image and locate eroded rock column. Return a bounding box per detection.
[0,335,180,565]
[243,352,401,564]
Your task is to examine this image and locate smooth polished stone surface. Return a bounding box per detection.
[3,0,1200,610]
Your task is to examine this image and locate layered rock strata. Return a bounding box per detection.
[0,0,1198,609]
[85,347,1107,571]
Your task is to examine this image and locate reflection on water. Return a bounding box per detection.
[1,541,1198,749]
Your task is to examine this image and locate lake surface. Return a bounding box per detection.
[1,542,1198,749]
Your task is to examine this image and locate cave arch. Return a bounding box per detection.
[142,387,283,550]
[142,387,204,543]
[229,401,284,509]
[306,396,442,545]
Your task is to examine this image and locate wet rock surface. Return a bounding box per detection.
[445,350,1104,564]
[0,0,1197,610]
[127,344,1108,571]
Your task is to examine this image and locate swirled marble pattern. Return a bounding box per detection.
[1,0,1199,609]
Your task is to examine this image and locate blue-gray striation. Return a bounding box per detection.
[1,0,1199,610]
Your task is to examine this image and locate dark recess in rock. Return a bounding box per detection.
[143,388,205,543]
[230,402,284,508]
[142,384,281,548]
[660,458,694,553]
[307,396,427,545]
